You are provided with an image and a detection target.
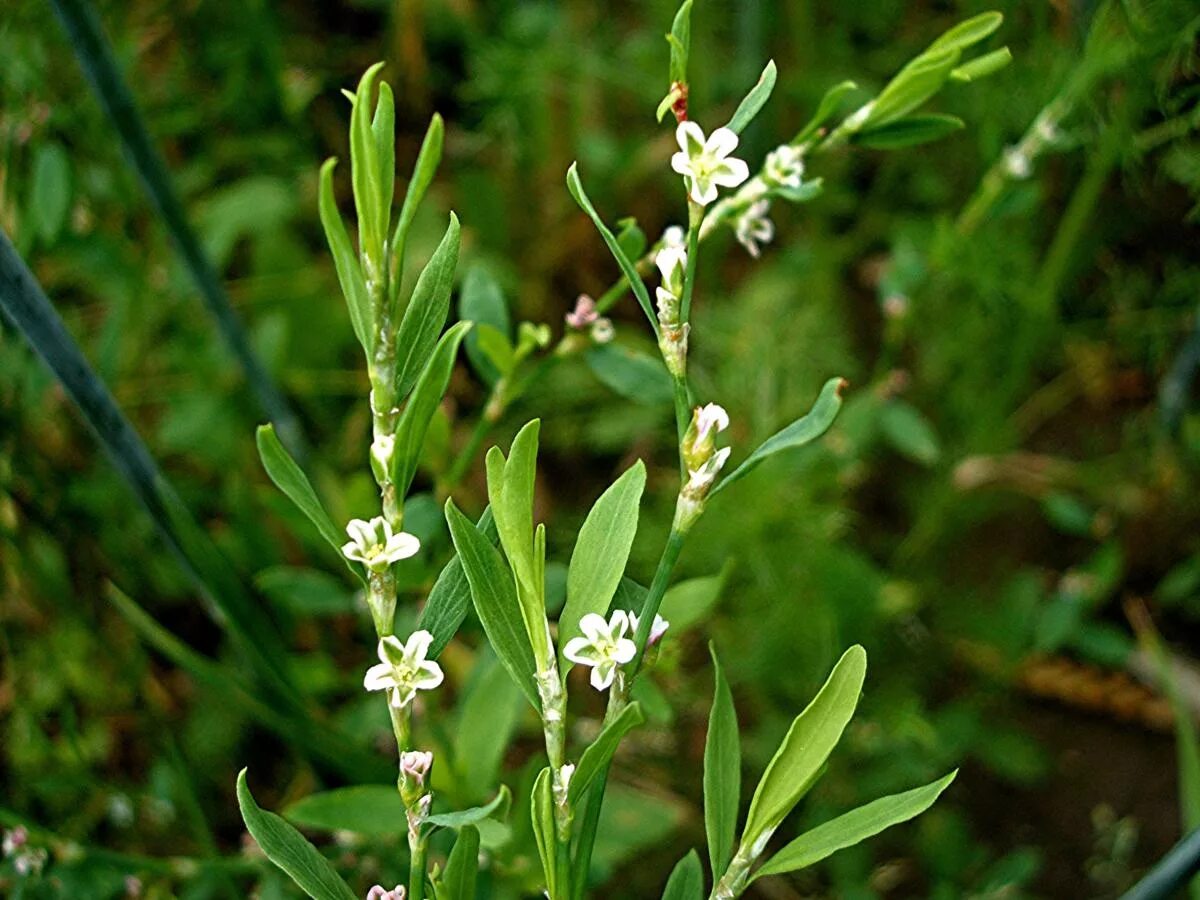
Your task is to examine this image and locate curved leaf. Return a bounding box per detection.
[394,213,461,400]
[704,645,740,880]
[569,702,646,804]
[726,60,777,134]
[662,849,704,900]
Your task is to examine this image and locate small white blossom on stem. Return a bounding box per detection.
[629,611,670,647]
[366,886,406,900]
[662,225,686,248]
[400,750,433,785]
[563,611,637,691]
[363,631,444,708]
[671,122,750,206]
[685,447,732,496]
[734,200,775,258]
[565,294,598,330]
[682,402,730,472]
[342,517,420,571]
[656,245,687,297]
[3,827,27,857]
[590,318,615,344]
[370,434,396,482]
[763,144,805,189]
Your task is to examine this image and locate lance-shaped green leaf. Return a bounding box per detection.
[855,114,965,150]
[662,849,704,900]
[725,60,777,134]
[458,263,511,385]
[455,650,525,798]
[865,46,962,129]
[418,507,496,657]
[531,768,559,898]
[318,159,372,354]
[425,785,512,831]
[585,344,674,406]
[486,421,549,663]
[928,11,1003,53]
[445,498,540,710]
[284,786,405,837]
[393,320,472,497]
[370,80,395,250]
[794,81,858,144]
[559,461,646,669]
[568,702,646,803]
[713,377,846,497]
[237,769,357,900]
[705,646,740,880]
[566,164,658,332]
[440,825,480,900]
[392,112,445,296]
[667,0,693,86]
[950,47,1012,82]
[348,63,385,265]
[752,771,957,880]
[742,646,867,844]
[256,424,359,580]
[394,213,461,400]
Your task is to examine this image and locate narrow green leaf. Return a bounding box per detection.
[950,47,1012,82]
[855,114,965,150]
[393,320,472,497]
[445,498,540,710]
[256,424,358,579]
[418,507,496,657]
[440,825,480,900]
[568,702,646,804]
[458,263,511,385]
[392,113,445,293]
[487,421,548,662]
[616,218,648,262]
[584,344,674,406]
[725,60,777,134]
[794,81,859,144]
[877,400,942,464]
[714,377,846,496]
[284,786,405,837]
[566,163,658,331]
[928,11,1003,53]
[425,785,511,831]
[667,0,693,86]
[531,768,559,898]
[475,324,516,377]
[455,650,525,798]
[559,461,646,668]
[30,142,72,243]
[704,646,740,880]
[660,561,733,631]
[866,47,961,129]
[662,849,704,900]
[370,81,396,246]
[237,769,357,900]
[394,213,461,400]
[743,645,867,843]
[753,771,958,879]
[318,158,372,354]
[349,63,385,263]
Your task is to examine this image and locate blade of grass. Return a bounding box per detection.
[47,0,308,461]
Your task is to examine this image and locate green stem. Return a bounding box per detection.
[407,826,428,900]
[629,526,688,678]
[679,202,702,322]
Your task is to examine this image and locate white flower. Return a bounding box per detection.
[566,294,598,329]
[363,631,444,708]
[590,317,615,344]
[764,144,805,189]
[662,225,686,248]
[685,446,732,496]
[366,886,406,900]
[400,750,433,783]
[734,199,775,258]
[3,827,27,857]
[1004,147,1032,179]
[670,122,750,206]
[342,517,420,571]
[629,611,670,647]
[370,434,395,481]
[563,611,637,691]
[655,244,687,296]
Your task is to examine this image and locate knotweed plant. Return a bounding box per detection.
[238,6,1010,898]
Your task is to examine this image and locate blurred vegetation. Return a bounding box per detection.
[2,0,1200,896]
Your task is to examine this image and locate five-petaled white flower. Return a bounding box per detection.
[563,611,637,691]
[364,631,444,708]
[342,517,420,571]
[764,144,805,189]
[735,199,775,258]
[366,886,406,900]
[629,611,670,647]
[671,122,750,206]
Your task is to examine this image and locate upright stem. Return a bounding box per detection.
[407,825,428,900]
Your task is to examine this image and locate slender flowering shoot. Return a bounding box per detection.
[232,4,1011,899]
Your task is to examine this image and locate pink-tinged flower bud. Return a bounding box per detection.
[400,750,433,784]
[565,294,598,329]
[3,826,28,856]
[366,885,406,900]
